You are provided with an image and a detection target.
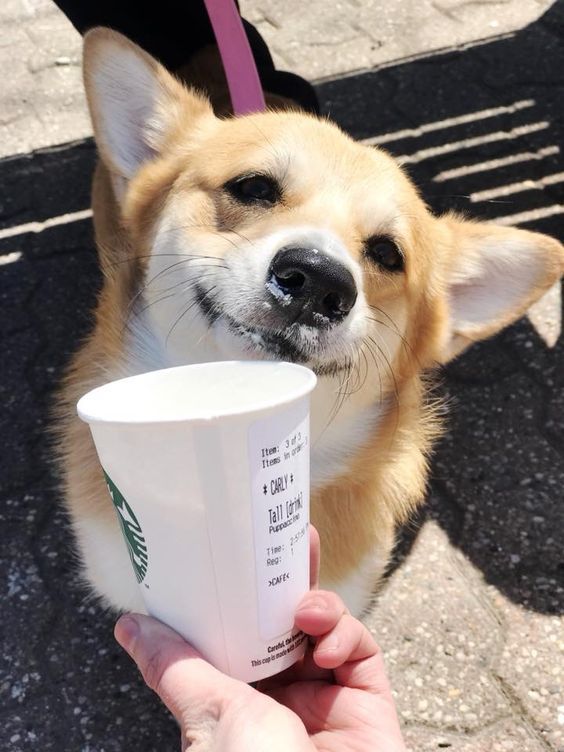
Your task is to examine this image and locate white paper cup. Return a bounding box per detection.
[77,361,317,682]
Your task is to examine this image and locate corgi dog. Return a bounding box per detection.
[56,28,564,618]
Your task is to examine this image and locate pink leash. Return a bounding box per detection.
[203,0,266,115]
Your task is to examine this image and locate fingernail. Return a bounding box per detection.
[317,633,340,653]
[114,614,140,654]
[296,595,328,613]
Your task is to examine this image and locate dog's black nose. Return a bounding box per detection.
[267,247,357,326]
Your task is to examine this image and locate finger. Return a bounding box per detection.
[114,613,237,722]
[334,647,395,697]
[294,589,349,636]
[294,593,396,696]
[313,613,377,670]
[269,666,402,742]
[309,524,320,589]
[264,681,332,734]
[257,646,333,692]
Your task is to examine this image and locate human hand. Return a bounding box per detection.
[114,528,406,751]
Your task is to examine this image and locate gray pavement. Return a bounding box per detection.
[1,1,563,751]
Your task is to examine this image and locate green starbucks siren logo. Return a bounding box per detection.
[104,471,148,583]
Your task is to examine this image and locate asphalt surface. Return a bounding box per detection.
[1,3,563,750]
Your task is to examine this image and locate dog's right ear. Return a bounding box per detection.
[83,28,213,182]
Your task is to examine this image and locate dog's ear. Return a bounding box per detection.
[83,28,213,181]
[438,214,563,361]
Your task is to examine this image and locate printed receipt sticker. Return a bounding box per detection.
[249,402,310,669]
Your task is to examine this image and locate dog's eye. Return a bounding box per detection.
[365,236,404,273]
[225,174,280,205]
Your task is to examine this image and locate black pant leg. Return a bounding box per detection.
[52,0,319,112]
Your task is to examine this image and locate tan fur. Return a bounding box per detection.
[55,29,564,614]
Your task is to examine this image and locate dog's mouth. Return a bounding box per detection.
[196,285,353,377]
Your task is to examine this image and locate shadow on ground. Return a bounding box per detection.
[1,2,563,749]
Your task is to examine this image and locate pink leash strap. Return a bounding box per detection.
[203,0,266,115]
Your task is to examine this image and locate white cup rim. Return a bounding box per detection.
[77,361,317,425]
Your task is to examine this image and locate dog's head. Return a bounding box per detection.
[83,29,563,407]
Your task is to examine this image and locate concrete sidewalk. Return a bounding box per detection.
[0,0,554,157]
[1,1,563,751]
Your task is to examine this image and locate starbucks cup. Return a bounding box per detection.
[77,361,316,682]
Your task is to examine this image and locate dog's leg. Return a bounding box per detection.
[313,487,397,617]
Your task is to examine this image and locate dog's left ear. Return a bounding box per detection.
[83,28,214,183]
[438,215,564,361]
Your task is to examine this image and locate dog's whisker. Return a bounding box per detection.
[338,347,358,393]
[324,350,356,429]
[130,291,179,320]
[358,345,370,395]
[128,259,225,317]
[105,251,228,270]
[372,325,398,381]
[95,218,231,258]
[367,304,402,334]
[324,379,345,430]
[321,368,346,433]
[130,271,206,319]
[366,333,401,438]
[145,268,226,298]
[367,333,398,399]
[165,285,219,347]
[160,223,253,253]
[182,285,226,336]
[247,120,289,172]
[337,355,356,412]
[349,347,365,396]
[362,337,384,405]
[345,345,365,399]
[366,313,417,363]
[225,228,256,249]
[124,266,225,338]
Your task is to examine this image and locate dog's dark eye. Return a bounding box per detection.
[365,236,404,273]
[225,174,280,205]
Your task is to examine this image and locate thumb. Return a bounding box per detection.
[114,613,239,723]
